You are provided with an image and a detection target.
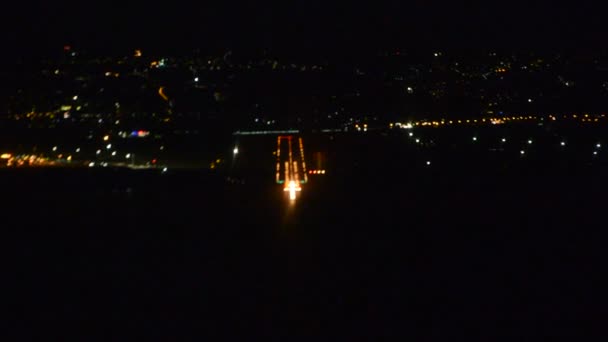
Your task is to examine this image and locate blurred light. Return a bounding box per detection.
[72,95,78,101]
[233,147,239,155]
[76,148,80,153]
[111,151,117,156]
[520,150,525,155]
[0,153,11,159]
[409,132,414,137]
[194,77,199,82]
[52,146,58,152]
[561,141,566,146]
[162,167,168,173]
[415,139,420,143]
[501,138,507,143]
[472,137,477,141]
[125,153,131,159]
[528,140,533,144]
[528,98,533,103]
[67,156,72,161]
[106,144,112,149]
[103,135,110,141]
[597,144,601,149]
[426,161,431,166]
[594,151,598,155]
[134,49,142,57]
[96,150,101,155]
[88,162,95,167]
[160,146,165,151]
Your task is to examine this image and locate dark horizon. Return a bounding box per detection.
[3,1,608,60]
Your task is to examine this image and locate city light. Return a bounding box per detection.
[561,141,566,146]
[233,147,239,155]
[103,135,110,141]
[106,144,112,149]
[426,161,431,166]
[596,144,601,149]
[472,137,477,141]
[162,167,168,173]
[502,138,507,143]
[76,148,80,153]
[0,153,11,159]
[111,151,117,156]
[52,146,58,152]
[125,153,131,159]
[96,149,101,155]
[72,95,78,101]
[88,162,95,167]
[528,140,533,144]
[520,150,526,155]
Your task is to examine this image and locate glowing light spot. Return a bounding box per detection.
[158,87,169,101]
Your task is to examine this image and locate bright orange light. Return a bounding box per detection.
[134,49,142,57]
[284,180,301,200]
[158,87,169,101]
[1,153,11,159]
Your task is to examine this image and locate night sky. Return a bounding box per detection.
[2,1,607,57]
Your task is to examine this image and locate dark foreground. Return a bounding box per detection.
[3,162,606,338]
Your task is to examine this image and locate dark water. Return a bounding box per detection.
[4,133,607,338]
